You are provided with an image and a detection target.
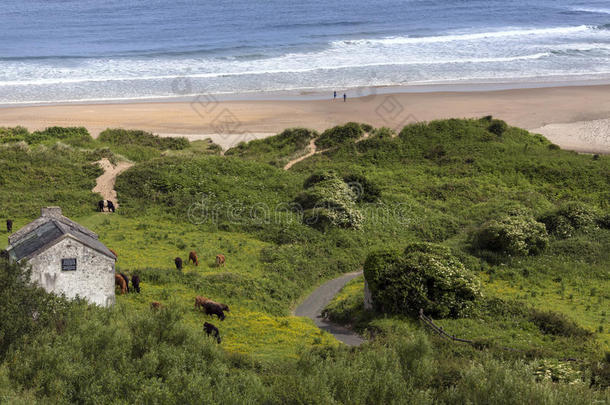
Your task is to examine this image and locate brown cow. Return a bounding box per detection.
[175,257,183,271]
[150,301,163,310]
[188,251,199,266]
[194,296,229,321]
[115,274,127,294]
[109,248,117,258]
[215,254,225,267]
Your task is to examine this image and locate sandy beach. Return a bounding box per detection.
[1,84,609,153]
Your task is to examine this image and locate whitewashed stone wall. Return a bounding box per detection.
[27,237,115,307]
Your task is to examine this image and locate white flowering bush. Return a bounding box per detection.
[539,201,599,238]
[363,243,481,318]
[296,172,363,230]
[472,215,548,256]
[534,360,583,385]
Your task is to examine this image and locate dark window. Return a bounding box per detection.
[61,258,77,271]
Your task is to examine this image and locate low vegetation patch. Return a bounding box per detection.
[99,128,189,150]
[314,122,364,149]
[225,128,317,167]
[529,309,592,338]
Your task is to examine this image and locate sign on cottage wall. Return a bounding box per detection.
[61,258,77,271]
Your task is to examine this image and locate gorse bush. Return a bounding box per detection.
[99,128,189,150]
[472,215,548,257]
[539,201,599,238]
[315,122,364,149]
[363,243,481,318]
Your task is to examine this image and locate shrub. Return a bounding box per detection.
[529,309,592,338]
[597,213,610,229]
[303,170,339,189]
[370,126,395,139]
[487,119,508,136]
[342,173,381,203]
[591,352,610,388]
[472,215,548,256]
[99,128,189,150]
[0,126,30,143]
[295,174,363,230]
[539,201,598,238]
[0,260,71,361]
[363,243,480,318]
[315,122,364,149]
[360,123,373,133]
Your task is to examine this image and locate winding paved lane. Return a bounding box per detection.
[295,271,364,346]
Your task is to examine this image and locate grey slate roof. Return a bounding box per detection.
[7,211,116,262]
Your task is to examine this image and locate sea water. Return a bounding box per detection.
[0,0,609,104]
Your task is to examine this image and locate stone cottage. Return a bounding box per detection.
[6,207,116,307]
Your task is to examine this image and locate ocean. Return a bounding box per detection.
[0,0,609,104]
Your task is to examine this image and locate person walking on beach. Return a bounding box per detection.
[334,91,337,100]
[343,93,346,102]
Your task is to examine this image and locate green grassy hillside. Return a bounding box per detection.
[1,121,608,403]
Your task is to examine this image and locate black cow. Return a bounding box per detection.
[6,219,13,233]
[120,273,130,293]
[202,301,227,321]
[98,200,116,213]
[203,322,221,344]
[131,274,140,293]
[175,257,183,271]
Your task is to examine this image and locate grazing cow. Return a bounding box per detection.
[120,273,130,293]
[115,274,127,294]
[150,301,162,310]
[175,257,183,271]
[6,219,13,233]
[131,274,141,293]
[203,322,221,344]
[188,251,199,266]
[98,200,116,213]
[215,254,225,267]
[195,296,229,321]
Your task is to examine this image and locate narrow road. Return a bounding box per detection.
[295,271,364,346]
